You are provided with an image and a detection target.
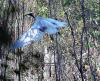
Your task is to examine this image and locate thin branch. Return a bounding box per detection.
[61,0,80,73]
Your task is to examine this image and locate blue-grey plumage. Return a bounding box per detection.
[10,14,67,49]
[10,40,31,49]
[43,18,67,28]
[10,28,45,49]
[26,13,67,29]
[31,17,65,34]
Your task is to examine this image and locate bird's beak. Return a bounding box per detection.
[24,13,35,18]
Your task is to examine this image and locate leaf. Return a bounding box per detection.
[85,42,94,48]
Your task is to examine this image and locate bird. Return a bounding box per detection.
[10,13,67,49]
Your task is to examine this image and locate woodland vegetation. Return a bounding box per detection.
[0,0,100,81]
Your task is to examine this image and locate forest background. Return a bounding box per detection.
[0,0,100,81]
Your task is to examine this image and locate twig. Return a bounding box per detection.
[61,0,80,74]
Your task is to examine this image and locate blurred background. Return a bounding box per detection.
[0,0,100,81]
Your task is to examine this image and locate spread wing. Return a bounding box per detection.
[10,28,44,49]
[44,18,67,28]
[31,17,67,34]
[31,17,59,34]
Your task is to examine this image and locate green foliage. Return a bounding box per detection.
[63,0,75,6]
[90,30,100,38]
[85,0,99,20]
[37,6,48,17]
[85,42,94,48]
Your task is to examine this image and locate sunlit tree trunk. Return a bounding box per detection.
[43,46,51,81]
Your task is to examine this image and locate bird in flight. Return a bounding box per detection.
[10,13,67,49]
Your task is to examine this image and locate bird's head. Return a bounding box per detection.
[25,12,35,18]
